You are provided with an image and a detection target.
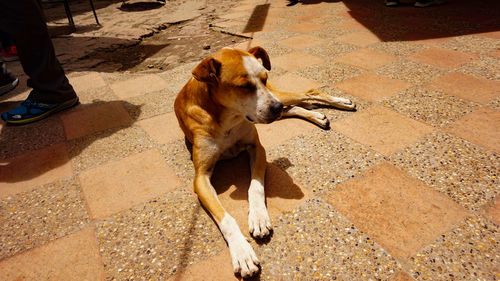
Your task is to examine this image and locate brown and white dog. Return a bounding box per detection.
[174,46,355,277]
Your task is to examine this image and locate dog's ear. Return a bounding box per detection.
[248,46,271,71]
[192,57,222,83]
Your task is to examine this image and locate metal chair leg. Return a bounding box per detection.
[88,0,100,25]
[62,0,74,25]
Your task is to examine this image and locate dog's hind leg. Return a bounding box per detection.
[267,82,355,110]
[283,106,330,129]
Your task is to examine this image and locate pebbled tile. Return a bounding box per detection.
[389,132,500,211]
[0,178,90,260]
[95,188,226,281]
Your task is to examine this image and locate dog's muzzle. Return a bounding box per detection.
[266,102,283,123]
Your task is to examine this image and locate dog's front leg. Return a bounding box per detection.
[247,139,272,239]
[192,144,260,278]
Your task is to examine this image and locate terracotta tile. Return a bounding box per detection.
[333,48,398,70]
[231,38,269,51]
[166,250,235,281]
[256,118,317,148]
[69,73,106,93]
[271,73,324,93]
[335,73,411,102]
[425,72,500,104]
[389,271,416,281]
[0,227,105,281]
[474,30,500,40]
[271,51,325,72]
[336,19,369,31]
[478,196,500,225]
[407,47,479,70]
[285,22,327,33]
[399,31,452,45]
[79,149,182,219]
[331,105,434,156]
[277,34,328,50]
[110,74,169,99]
[211,153,311,231]
[324,162,469,262]
[336,31,382,47]
[489,49,500,58]
[294,13,328,22]
[61,101,133,140]
[137,112,184,145]
[445,107,500,154]
[0,142,72,198]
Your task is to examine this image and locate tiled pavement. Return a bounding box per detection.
[1,0,499,280]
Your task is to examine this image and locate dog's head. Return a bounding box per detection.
[191,46,283,124]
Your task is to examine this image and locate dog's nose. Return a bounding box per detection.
[270,102,283,115]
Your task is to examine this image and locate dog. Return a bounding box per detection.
[174,46,355,277]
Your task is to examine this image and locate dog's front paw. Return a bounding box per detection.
[248,207,272,238]
[229,238,260,278]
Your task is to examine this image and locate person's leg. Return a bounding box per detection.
[0,62,19,96]
[0,0,76,104]
[0,0,78,124]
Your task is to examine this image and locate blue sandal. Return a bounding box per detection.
[1,97,79,125]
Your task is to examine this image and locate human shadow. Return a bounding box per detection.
[289,0,500,41]
[118,1,165,12]
[0,100,142,187]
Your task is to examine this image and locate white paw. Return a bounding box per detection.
[311,111,330,129]
[334,97,356,110]
[248,207,272,238]
[229,238,260,278]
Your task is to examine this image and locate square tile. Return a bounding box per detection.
[69,72,106,93]
[324,162,469,262]
[256,118,317,148]
[254,199,402,280]
[166,250,234,281]
[137,112,184,145]
[409,216,498,281]
[407,47,479,70]
[445,107,500,154]
[285,22,327,33]
[271,73,324,92]
[231,38,269,51]
[0,178,90,260]
[0,142,73,198]
[61,101,133,140]
[0,227,105,281]
[110,74,169,99]
[95,188,226,281]
[389,132,500,211]
[211,153,311,230]
[335,73,411,101]
[336,31,382,47]
[79,149,182,219]
[375,59,444,86]
[425,72,500,104]
[295,61,363,85]
[382,87,479,128]
[331,105,434,156]
[271,51,325,72]
[266,130,384,193]
[333,48,398,70]
[277,34,328,50]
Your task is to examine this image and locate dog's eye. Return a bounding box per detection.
[261,77,267,85]
[238,83,255,90]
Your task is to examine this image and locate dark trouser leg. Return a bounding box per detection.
[0,0,76,103]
